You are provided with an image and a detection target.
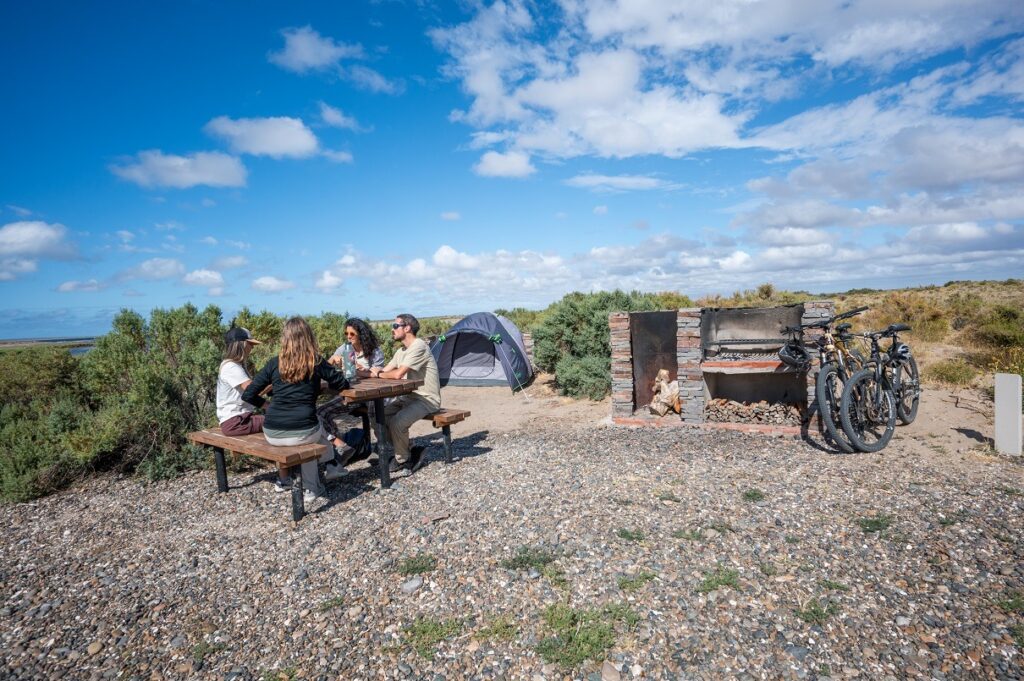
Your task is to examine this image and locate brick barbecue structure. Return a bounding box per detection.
[610,301,835,434]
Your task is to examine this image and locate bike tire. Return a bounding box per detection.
[894,355,920,425]
[840,368,897,452]
[815,363,856,453]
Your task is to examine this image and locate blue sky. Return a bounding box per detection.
[2,1,1023,338]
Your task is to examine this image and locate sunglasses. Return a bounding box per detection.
[391,322,406,329]
[345,331,358,337]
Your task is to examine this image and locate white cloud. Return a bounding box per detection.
[321,149,354,163]
[121,257,186,281]
[155,221,184,231]
[183,269,224,287]
[440,211,461,221]
[315,270,343,291]
[268,26,363,73]
[225,239,251,250]
[347,65,403,95]
[432,245,479,270]
[212,255,248,270]
[116,230,134,242]
[57,279,102,293]
[593,205,608,215]
[204,116,319,159]
[251,276,295,293]
[200,236,218,246]
[0,221,75,279]
[473,150,535,177]
[567,174,680,192]
[319,102,364,130]
[111,150,247,189]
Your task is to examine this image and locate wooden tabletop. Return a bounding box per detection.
[339,377,423,404]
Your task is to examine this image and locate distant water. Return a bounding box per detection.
[69,346,93,356]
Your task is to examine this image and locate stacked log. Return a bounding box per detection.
[704,398,804,426]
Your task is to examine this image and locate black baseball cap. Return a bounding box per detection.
[224,327,261,345]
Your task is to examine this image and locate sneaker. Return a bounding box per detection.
[388,458,405,475]
[273,477,293,492]
[324,462,349,482]
[303,489,326,505]
[407,445,427,472]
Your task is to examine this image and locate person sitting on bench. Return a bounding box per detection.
[242,317,349,503]
[368,313,440,473]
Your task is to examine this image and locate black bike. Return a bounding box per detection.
[839,324,914,452]
[779,306,868,453]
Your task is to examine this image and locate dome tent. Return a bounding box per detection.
[431,312,533,391]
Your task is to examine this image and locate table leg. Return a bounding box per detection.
[214,447,228,493]
[291,465,304,521]
[374,397,391,489]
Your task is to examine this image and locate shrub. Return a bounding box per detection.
[864,293,948,342]
[976,305,1024,348]
[924,359,976,386]
[533,290,690,399]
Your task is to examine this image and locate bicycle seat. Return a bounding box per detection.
[836,322,852,332]
[887,323,911,334]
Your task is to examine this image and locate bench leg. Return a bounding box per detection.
[361,409,372,456]
[290,465,305,522]
[214,447,229,493]
[374,398,391,489]
[442,425,453,464]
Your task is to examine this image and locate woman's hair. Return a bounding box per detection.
[345,317,380,360]
[223,340,248,364]
[279,317,320,383]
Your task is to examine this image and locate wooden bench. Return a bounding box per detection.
[421,409,471,463]
[347,406,471,463]
[186,429,326,522]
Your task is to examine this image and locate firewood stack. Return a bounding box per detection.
[704,398,804,426]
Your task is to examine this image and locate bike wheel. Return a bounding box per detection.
[840,368,897,452]
[894,355,920,425]
[815,363,856,453]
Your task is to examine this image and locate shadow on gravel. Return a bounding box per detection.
[414,429,493,471]
[799,414,850,456]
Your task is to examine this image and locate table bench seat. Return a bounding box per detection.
[186,428,326,521]
[421,409,470,463]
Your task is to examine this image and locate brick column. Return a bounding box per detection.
[609,312,633,418]
[800,300,835,411]
[677,308,703,424]
[521,331,535,371]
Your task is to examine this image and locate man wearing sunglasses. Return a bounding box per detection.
[368,313,441,473]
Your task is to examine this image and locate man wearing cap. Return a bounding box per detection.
[217,327,266,436]
[368,313,441,473]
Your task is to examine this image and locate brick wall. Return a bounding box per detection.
[609,312,633,418]
[677,308,703,424]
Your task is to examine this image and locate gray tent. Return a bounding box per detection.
[431,312,533,391]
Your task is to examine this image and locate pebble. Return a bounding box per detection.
[0,425,1021,679]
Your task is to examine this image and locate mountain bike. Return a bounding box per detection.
[779,306,868,453]
[839,323,912,452]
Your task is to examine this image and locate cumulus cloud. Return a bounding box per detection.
[251,276,295,293]
[315,270,343,291]
[321,149,354,163]
[204,116,319,159]
[183,269,224,287]
[473,150,535,177]
[347,65,403,95]
[121,257,186,281]
[0,221,76,280]
[268,26,363,73]
[111,150,247,189]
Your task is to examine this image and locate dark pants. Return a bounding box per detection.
[220,412,265,436]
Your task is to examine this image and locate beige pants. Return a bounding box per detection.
[384,396,437,464]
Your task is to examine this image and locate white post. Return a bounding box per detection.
[994,373,1022,456]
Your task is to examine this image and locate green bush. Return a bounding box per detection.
[976,305,1024,348]
[531,290,692,400]
[924,359,976,386]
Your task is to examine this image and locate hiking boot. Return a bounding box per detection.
[407,445,427,472]
[388,458,405,475]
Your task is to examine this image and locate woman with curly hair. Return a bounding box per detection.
[319,317,386,456]
[242,316,349,502]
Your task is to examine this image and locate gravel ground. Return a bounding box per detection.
[2,424,1023,681]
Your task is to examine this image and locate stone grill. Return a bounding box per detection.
[610,301,835,432]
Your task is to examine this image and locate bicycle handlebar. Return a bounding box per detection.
[780,306,869,334]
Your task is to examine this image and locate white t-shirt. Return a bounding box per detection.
[216,360,255,423]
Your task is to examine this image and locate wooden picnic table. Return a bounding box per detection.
[336,377,423,489]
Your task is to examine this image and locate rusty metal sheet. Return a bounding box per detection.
[701,304,804,356]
